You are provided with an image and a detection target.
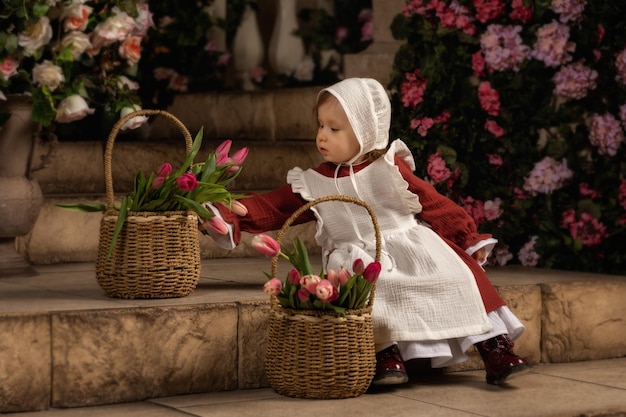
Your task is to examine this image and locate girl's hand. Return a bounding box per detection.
[217,200,248,216]
[472,247,487,264]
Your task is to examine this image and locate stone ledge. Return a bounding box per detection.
[32,139,322,195]
[1,266,624,412]
[140,88,320,142]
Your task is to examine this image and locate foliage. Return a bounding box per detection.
[137,0,239,109]
[294,0,373,86]
[0,0,149,138]
[389,0,626,275]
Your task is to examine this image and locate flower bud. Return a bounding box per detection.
[231,147,249,165]
[202,216,229,235]
[363,261,382,283]
[251,234,281,257]
[297,288,311,302]
[326,269,338,286]
[337,267,351,286]
[352,258,365,275]
[156,162,172,178]
[175,173,199,191]
[230,200,248,216]
[263,278,282,297]
[288,268,301,285]
[215,140,232,165]
[315,279,338,303]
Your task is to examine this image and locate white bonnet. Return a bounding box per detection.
[318,78,391,164]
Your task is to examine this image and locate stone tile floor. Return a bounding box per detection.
[1,260,625,417]
[0,258,616,314]
[3,358,626,417]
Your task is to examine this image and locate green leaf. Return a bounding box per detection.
[30,87,56,126]
[175,127,204,176]
[55,203,107,212]
[107,196,130,259]
[173,194,212,217]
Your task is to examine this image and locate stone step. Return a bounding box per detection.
[1,261,625,413]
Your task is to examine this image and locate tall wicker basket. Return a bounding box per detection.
[95,110,201,299]
[264,195,381,399]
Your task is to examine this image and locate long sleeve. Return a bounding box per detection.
[216,184,315,244]
[394,156,493,251]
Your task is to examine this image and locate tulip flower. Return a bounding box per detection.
[363,261,382,284]
[316,279,339,303]
[215,139,232,166]
[230,200,248,216]
[263,278,282,296]
[175,173,199,191]
[300,274,322,293]
[231,147,249,165]
[352,258,365,275]
[297,288,311,302]
[151,175,165,189]
[201,216,229,235]
[326,268,338,286]
[337,267,351,286]
[288,268,301,285]
[251,234,281,257]
[156,162,172,177]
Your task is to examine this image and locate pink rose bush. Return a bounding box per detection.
[391,0,626,274]
[0,0,151,132]
[253,234,381,314]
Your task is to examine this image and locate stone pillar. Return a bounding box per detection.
[343,0,405,87]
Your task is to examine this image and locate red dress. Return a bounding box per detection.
[219,156,506,313]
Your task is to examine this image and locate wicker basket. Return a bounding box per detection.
[265,195,381,399]
[95,110,201,299]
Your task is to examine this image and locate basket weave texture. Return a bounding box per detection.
[265,195,380,399]
[95,110,201,299]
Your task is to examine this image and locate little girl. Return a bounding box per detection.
[204,77,530,386]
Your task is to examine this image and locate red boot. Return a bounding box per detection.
[474,334,531,385]
[372,344,409,386]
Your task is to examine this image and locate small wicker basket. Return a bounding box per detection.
[95,110,201,299]
[264,195,381,399]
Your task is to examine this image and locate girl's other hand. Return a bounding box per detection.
[472,247,487,264]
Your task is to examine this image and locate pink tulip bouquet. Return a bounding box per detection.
[59,130,248,255]
[252,234,381,315]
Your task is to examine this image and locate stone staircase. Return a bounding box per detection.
[22,88,325,264]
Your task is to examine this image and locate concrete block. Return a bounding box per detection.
[238,301,271,389]
[541,280,626,362]
[51,304,239,407]
[0,313,51,412]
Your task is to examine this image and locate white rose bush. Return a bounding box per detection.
[0,0,153,135]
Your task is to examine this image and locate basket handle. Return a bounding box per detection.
[103,109,193,210]
[271,195,382,307]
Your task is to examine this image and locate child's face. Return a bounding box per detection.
[315,95,361,164]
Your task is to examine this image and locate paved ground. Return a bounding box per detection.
[3,357,626,417]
